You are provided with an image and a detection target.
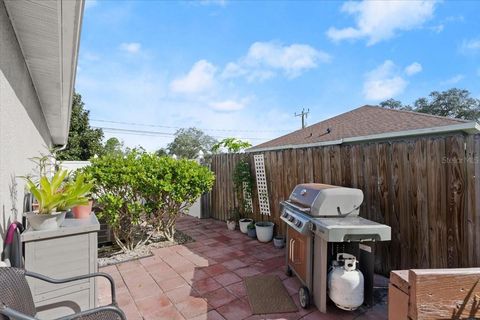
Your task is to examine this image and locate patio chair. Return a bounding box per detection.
[0,267,126,320]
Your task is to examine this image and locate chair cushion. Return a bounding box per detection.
[0,268,36,319]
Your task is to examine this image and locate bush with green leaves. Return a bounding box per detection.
[233,157,254,216]
[139,154,215,241]
[83,150,215,251]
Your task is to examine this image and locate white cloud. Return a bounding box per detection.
[120,42,141,54]
[209,99,246,112]
[460,38,480,54]
[327,0,437,45]
[222,41,330,81]
[441,74,464,85]
[405,62,422,76]
[170,60,217,94]
[363,60,408,100]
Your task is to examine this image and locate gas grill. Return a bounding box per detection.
[280,183,391,313]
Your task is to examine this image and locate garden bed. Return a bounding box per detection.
[98,230,194,267]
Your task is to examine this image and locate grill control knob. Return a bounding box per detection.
[288,216,295,222]
[281,211,288,218]
[295,220,303,228]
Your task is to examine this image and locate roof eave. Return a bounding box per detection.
[247,121,480,153]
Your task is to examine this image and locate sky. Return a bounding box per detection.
[76,0,480,151]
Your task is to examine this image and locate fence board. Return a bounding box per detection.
[204,133,479,274]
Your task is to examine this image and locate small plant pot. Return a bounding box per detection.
[247,227,257,238]
[72,200,93,219]
[26,211,66,231]
[273,235,285,249]
[239,218,253,233]
[227,220,236,231]
[255,221,274,243]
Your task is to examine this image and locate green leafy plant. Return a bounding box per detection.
[82,150,147,252]
[25,170,91,214]
[247,221,256,230]
[212,138,252,153]
[83,150,215,251]
[139,154,215,241]
[228,207,241,222]
[233,157,254,216]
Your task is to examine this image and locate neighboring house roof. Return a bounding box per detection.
[250,105,480,151]
[4,0,84,145]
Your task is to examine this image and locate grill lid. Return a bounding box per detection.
[288,183,364,217]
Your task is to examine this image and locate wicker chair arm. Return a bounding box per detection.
[54,305,126,320]
[0,305,38,320]
[25,272,117,305]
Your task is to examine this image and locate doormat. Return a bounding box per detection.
[244,275,298,314]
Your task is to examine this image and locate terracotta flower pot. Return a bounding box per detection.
[72,200,93,219]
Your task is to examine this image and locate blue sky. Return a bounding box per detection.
[76,0,480,151]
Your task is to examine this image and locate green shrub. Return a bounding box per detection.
[139,154,215,241]
[83,150,215,251]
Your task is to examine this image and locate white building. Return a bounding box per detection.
[0,0,84,250]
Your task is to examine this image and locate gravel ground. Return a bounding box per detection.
[98,230,194,267]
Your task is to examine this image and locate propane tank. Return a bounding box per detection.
[327,253,364,311]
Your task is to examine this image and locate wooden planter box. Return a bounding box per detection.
[389,268,480,319]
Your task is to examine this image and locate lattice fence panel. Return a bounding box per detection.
[254,154,271,216]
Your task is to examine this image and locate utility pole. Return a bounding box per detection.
[295,108,310,129]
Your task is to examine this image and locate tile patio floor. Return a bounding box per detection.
[97,215,388,320]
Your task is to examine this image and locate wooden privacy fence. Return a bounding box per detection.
[204,133,480,275]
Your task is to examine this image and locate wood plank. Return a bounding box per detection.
[466,135,476,267]
[388,284,409,320]
[312,147,323,183]
[390,270,409,294]
[446,135,466,268]
[329,145,342,185]
[415,138,429,268]
[305,148,314,183]
[322,146,331,184]
[475,135,480,266]
[426,137,448,268]
[409,268,480,320]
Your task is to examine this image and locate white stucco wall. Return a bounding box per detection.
[0,0,52,251]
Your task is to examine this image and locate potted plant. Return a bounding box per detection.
[247,221,256,238]
[273,234,285,249]
[71,172,94,219]
[226,208,239,231]
[226,216,236,231]
[255,221,274,243]
[25,170,92,231]
[238,202,253,234]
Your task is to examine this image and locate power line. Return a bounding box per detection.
[294,108,310,129]
[94,126,269,141]
[91,119,290,133]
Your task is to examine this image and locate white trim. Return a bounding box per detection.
[247,121,480,153]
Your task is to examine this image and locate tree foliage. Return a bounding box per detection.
[56,93,104,161]
[167,128,217,159]
[379,88,480,121]
[103,137,124,156]
[83,150,215,251]
[212,138,252,153]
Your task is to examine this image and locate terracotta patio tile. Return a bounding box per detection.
[221,259,248,271]
[192,277,222,295]
[175,261,197,274]
[116,259,142,272]
[135,293,173,318]
[159,275,189,292]
[225,281,247,298]
[213,272,242,287]
[190,310,226,320]
[143,305,186,320]
[180,269,210,284]
[120,268,162,300]
[263,313,302,320]
[203,263,229,276]
[149,267,179,283]
[234,267,261,278]
[204,287,238,309]
[282,277,302,296]
[176,295,211,319]
[166,284,198,304]
[216,298,252,320]
[115,291,142,320]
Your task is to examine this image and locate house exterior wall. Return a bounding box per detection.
[0,0,52,252]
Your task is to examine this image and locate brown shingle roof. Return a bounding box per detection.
[251,105,470,150]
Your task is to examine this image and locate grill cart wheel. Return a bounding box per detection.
[285,266,292,277]
[299,286,310,308]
